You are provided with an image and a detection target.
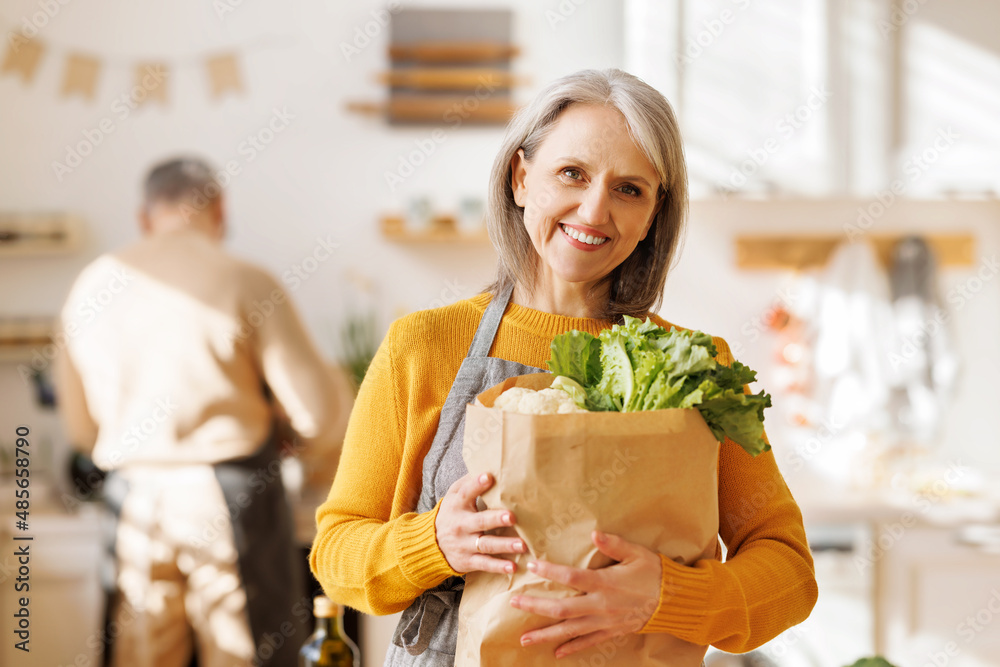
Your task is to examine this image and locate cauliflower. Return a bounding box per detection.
[493,386,589,415]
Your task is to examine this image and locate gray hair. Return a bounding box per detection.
[143,157,222,208]
[485,68,689,322]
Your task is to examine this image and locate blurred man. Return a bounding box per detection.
[55,157,344,667]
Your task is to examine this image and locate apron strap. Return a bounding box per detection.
[466,282,514,359]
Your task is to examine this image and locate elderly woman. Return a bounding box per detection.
[310,69,817,665]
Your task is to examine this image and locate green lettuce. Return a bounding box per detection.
[548,316,772,457]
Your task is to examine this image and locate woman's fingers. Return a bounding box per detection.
[474,534,526,555]
[510,592,592,620]
[518,617,602,650]
[527,559,599,593]
[469,508,515,533]
[453,472,493,506]
[552,629,619,659]
[511,540,663,650]
[468,554,516,575]
[436,471,522,574]
[591,530,634,561]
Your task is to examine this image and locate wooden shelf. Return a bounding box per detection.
[0,213,83,256]
[0,344,50,364]
[389,41,519,64]
[380,214,491,244]
[348,10,519,126]
[377,68,524,91]
[0,318,55,363]
[735,233,976,269]
[346,96,517,124]
[382,226,491,244]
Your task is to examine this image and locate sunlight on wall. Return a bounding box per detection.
[901,21,1000,195]
[680,0,831,197]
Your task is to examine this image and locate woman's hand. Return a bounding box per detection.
[510,530,662,659]
[435,472,527,575]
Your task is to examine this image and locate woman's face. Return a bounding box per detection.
[511,103,662,293]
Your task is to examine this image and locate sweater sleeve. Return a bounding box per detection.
[308,321,461,615]
[638,337,818,651]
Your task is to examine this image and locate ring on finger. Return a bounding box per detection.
[475,534,484,553]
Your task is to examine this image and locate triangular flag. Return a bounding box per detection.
[2,34,44,83]
[61,53,101,100]
[132,62,168,107]
[206,52,242,99]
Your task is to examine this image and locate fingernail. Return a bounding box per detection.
[479,473,489,484]
[555,650,565,659]
[509,596,519,607]
[595,531,606,544]
[517,541,526,552]
[503,512,512,525]
[521,636,533,646]
[526,561,537,572]
[505,563,515,574]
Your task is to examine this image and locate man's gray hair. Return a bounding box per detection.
[143,157,222,208]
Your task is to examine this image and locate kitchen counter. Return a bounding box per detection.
[0,494,104,667]
[784,465,1000,662]
[786,465,1000,528]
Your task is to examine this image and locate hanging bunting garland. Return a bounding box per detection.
[205,52,242,99]
[133,62,169,107]
[0,14,287,105]
[2,34,44,83]
[61,52,101,100]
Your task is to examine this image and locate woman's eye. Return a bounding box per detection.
[619,184,641,197]
[561,168,582,180]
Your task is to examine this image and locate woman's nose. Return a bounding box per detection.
[576,186,611,227]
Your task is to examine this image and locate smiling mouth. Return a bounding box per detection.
[559,224,609,246]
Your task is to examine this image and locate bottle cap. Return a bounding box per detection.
[313,595,341,618]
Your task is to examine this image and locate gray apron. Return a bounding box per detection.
[384,283,546,666]
[214,440,307,667]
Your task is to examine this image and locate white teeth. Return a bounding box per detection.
[560,224,608,246]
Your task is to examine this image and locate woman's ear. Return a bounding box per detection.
[510,148,528,207]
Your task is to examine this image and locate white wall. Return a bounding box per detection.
[898,0,1000,194]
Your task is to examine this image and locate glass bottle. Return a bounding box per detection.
[299,595,360,667]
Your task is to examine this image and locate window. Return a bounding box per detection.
[625,0,1000,198]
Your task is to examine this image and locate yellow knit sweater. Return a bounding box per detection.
[309,292,818,652]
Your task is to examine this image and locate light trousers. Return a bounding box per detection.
[110,466,256,667]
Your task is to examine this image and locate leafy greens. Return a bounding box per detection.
[547,316,772,457]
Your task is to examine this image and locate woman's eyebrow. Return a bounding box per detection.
[555,156,653,190]
[556,155,590,170]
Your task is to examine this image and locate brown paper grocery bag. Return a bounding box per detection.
[456,373,719,667]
